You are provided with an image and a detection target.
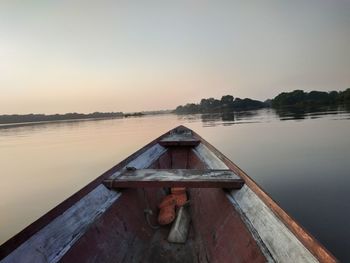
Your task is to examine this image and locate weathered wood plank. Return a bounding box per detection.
[159,133,200,147]
[193,144,229,169]
[103,169,244,189]
[228,186,320,263]
[194,143,321,263]
[159,140,200,147]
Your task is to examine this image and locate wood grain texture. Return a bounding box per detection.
[190,188,267,263]
[103,169,244,189]
[159,133,200,147]
[230,185,319,262]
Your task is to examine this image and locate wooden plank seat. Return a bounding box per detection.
[159,134,200,147]
[103,169,245,189]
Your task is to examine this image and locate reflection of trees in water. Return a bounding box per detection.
[200,113,221,127]
[273,105,350,120]
[234,110,259,121]
[221,112,235,122]
[200,110,261,126]
[199,106,350,125]
[274,108,307,120]
[340,104,350,113]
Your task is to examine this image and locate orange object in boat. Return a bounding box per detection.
[171,187,187,207]
[158,194,176,225]
[158,194,176,209]
[157,188,188,225]
[173,192,187,207]
[158,204,176,225]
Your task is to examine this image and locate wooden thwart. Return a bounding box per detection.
[103,169,244,189]
[159,140,200,147]
[159,134,200,147]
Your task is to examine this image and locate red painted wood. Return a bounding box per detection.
[60,189,263,262]
[190,188,266,263]
[170,147,189,168]
[188,149,207,169]
[60,188,162,263]
[158,151,171,169]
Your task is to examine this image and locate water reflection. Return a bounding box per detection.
[274,106,350,121]
[0,118,120,135]
[220,112,235,122]
[199,110,267,127]
[3,107,349,134]
[178,107,350,127]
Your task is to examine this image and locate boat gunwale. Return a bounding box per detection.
[0,129,171,260]
[189,126,338,263]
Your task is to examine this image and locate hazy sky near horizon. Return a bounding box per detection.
[1,0,350,114]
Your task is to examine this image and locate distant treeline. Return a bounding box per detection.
[124,112,145,117]
[174,95,266,114]
[174,88,350,114]
[0,112,123,125]
[271,88,350,107]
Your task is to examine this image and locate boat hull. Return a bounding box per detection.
[0,126,337,263]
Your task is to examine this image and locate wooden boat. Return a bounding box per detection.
[0,125,337,263]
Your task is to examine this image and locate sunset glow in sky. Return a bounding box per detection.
[1,0,350,114]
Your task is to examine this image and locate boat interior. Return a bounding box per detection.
[60,139,265,263]
[0,126,336,263]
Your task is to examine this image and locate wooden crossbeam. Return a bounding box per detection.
[103,169,244,189]
[159,134,200,147]
[159,140,200,147]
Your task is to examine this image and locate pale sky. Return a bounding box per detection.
[1,0,350,114]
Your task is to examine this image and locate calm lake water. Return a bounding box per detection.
[1,108,350,261]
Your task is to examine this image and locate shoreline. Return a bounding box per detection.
[0,116,123,129]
